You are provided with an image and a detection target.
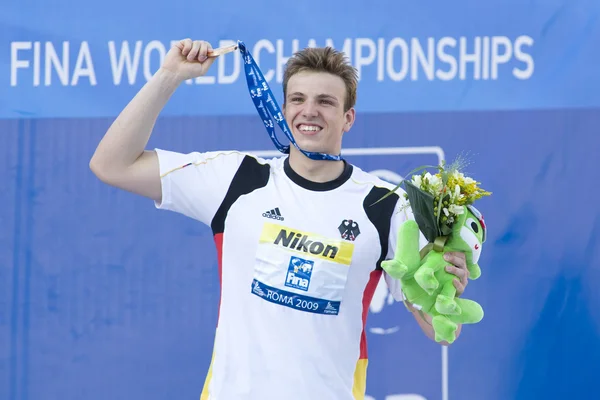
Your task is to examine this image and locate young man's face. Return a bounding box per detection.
[283,71,355,157]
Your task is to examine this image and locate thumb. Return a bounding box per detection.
[193,54,217,75]
[202,56,217,70]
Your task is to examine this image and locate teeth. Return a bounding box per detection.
[299,125,321,132]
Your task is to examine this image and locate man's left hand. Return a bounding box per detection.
[444,252,469,297]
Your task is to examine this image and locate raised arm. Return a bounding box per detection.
[89,39,217,203]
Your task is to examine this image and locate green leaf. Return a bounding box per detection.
[404,181,439,243]
[440,224,453,236]
[369,164,439,206]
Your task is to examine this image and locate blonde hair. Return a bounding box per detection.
[283,47,358,112]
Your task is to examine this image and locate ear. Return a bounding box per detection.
[343,107,356,133]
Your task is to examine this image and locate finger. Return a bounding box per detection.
[443,252,466,269]
[445,265,466,280]
[198,41,208,62]
[188,40,202,61]
[453,279,464,296]
[180,38,192,56]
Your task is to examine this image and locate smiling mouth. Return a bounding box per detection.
[296,123,323,134]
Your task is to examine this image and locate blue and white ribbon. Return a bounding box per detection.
[237,40,343,161]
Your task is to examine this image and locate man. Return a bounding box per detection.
[90,38,471,400]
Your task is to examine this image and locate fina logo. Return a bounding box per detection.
[368,169,405,336]
[285,256,314,292]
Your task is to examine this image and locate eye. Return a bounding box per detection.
[466,218,479,233]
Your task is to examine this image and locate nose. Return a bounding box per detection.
[301,99,319,118]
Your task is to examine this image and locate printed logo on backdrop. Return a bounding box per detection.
[8,37,534,87]
[3,34,551,119]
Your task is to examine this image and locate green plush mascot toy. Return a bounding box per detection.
[379,160,491,344]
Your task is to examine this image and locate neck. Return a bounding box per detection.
[288,148,345,183]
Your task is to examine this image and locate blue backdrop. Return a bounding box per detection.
[2,1,599,400]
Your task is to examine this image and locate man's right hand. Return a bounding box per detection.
[162,39,217,82]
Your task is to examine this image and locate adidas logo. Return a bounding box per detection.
[262,207,284,221]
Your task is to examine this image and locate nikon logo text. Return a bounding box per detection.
[259,223,354,265]
[275,230,338,259]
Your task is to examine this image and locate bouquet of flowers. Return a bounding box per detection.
[401,157,491,244]
[380,155,491,344]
